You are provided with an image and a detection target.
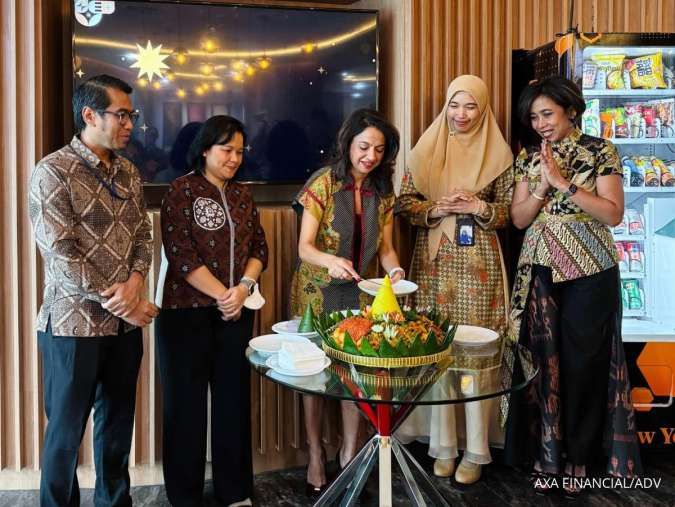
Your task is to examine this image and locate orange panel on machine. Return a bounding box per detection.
[637,343,675,397]
[630,387,654,412]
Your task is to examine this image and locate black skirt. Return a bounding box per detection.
[504,265,642,477]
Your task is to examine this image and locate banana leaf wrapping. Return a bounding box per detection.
[314,309,456,368]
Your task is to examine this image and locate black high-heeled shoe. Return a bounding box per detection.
[305,446,327,498]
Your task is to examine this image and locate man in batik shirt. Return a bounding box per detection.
[29,74,158,507]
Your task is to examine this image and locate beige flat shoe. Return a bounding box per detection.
[433,458,456,477]
[454,458,482,484]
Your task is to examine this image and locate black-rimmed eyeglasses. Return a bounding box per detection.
[97,109,141,126]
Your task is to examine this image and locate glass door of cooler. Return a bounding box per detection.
[580,44,675,342]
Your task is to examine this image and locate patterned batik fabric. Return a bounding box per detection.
[290,167,394,315]
[160,173,268,309]
[395,167,513,332]
[508,129,622,344]
[29,136,152,337]
[505,265,642,477]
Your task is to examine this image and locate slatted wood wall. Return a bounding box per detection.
[2,0,675,488]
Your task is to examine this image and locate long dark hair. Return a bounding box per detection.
[186,115,247,174]
[328,109,399,197]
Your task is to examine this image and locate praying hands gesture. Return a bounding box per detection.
[538,139,569,192]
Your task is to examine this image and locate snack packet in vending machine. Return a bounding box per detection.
[663,161,675,187]
[582,60,598,89]
[600,110,615,139]
[624,103,645,138]
[582,99,601,137]
[640,156,660,186]
[622,156,643,187]
[650,157,671,187]
[591,54,626,89]
[627,242,644,272]
[626,208,645,235]
[614,213,628,234]
[615,241,629,272]
[612,107,630,138]
[625,52,667,89]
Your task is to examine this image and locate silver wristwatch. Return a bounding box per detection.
[240,276,256,296]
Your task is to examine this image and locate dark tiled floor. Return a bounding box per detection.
[2,447,673,506]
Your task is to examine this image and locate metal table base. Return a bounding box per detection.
[314,403,450,507]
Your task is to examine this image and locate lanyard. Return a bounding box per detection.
[69,146,131,201]
[218,182,236,289]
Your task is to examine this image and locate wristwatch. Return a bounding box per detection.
[563,183,578,198]
[239,276,256,296]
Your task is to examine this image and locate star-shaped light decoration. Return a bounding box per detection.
[245,145,253,152]
[139,123,149,133]
[75,69,85,78]
[130,41,170,82]
[317,66,327,75]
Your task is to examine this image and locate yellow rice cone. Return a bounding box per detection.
[370,275,402,317]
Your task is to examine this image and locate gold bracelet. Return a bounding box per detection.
[531,190,545,201]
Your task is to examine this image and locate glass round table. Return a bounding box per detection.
[247,339,537,507]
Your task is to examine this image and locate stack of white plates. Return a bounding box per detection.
[271,319,318,338]
[249,334,309,357]
[265,355,331,377]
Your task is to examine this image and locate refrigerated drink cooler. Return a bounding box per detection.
[513,32,675,449]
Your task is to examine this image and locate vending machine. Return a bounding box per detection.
[513,32,675,450]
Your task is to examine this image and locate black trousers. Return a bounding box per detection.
[157,307,255,507]
[38,322,143,507]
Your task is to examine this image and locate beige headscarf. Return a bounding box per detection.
[407,75,513,261]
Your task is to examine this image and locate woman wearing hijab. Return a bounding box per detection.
[395,75,514,484]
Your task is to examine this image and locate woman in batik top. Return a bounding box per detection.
[158,116,268,506]
[504,76,641,498]
[290,109,404,496]
[395,75,514,485]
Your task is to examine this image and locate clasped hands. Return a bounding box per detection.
[430,190,484,218]
[216,284,248,321]
[100,272,158,327]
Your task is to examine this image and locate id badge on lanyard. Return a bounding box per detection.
[455,215,475,246]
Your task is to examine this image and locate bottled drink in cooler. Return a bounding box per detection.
[622,279,645,311]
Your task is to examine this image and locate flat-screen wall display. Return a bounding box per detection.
[71,0,378,184]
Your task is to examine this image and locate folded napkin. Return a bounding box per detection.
[278,341,326,371]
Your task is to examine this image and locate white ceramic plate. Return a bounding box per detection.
[266,355,331,377]
[271,320,319,338]
[453,325,499,346]
[267,370,329,392]
[358,278,418,296]
[249,334,310,356]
